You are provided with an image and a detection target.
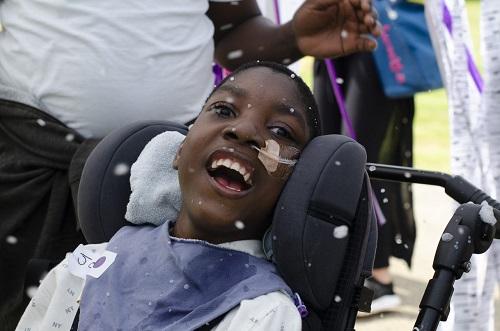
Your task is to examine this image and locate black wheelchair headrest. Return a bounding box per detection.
[78,121,188,243]
[268,134,375,327]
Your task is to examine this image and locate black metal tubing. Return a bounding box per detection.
[366,163,452,187]
[366,163,500,238]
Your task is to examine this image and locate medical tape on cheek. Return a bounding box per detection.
[254,139,300,180]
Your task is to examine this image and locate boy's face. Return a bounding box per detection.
[175,67,312,242]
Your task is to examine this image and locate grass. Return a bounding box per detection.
[299,0,482,174]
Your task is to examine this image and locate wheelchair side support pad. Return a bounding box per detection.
[78,121,188,244]
[270,134,377,330]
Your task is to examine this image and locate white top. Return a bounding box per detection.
[16,240,301,331]
[0,0,229,138]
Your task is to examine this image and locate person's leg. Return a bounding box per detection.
[313,53,416,312]
[312,58,344,135]
[0,100,86,329]
[340,53,415,313]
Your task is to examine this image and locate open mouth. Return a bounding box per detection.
[207,151,254,193]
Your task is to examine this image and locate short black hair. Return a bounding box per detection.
[209,61,321,138]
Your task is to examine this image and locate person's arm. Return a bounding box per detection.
[208,0,380,70]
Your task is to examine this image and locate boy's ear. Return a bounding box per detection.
[172,141,185,170]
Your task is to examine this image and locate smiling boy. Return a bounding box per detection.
[17,62,321,331]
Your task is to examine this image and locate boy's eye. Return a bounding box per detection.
[270,126,293,140]
[211,104,235,118]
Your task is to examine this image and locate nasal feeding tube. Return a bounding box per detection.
[252,139,300,179]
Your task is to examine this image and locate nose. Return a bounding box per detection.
[223,120,265,148]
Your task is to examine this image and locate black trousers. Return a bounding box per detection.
[313,53,416,268]
[0,100,97,330]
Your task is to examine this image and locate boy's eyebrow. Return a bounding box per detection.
[216,84,248,98]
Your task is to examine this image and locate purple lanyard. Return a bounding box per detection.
[442,1,483,93]
[273,0,282,24]
[213,63,224,86]
[324,59,357,140]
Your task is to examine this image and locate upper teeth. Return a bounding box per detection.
[211,158,252,184]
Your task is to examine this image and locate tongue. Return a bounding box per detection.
[214,175,244,192]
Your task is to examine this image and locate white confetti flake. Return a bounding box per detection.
[336,77,344,84]
[290,73,296,78]
[340,30,348,39]
[234,220,245,230]
[26,286,38,299]
[368,165,377,172]
[113,163,130,176]
[333,225,349,239]
[334,161,341,166]
[6,235,18,244]
[65,133,75,142]
[282,58,291,64]
[220,23,233,31]
[380,188,386,193]
[227,49,244,60]
[334,295,342,303]
[36,119,46,127]
[184,284,190,290]
[404,172,412,178]
[289,108,295,113]
[441,233,454,242]
[479,201,497,225]
[229,76,235,81]
[382,198,389,204]
[388,9,398,20]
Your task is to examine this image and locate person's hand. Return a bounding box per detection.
[292,0,381,58]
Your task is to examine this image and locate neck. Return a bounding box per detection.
[172,209,262,244]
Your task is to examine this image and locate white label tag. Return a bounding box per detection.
[68,244,117,279]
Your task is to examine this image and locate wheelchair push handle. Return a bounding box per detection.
[413,203,497,331]
[366,163,500,239]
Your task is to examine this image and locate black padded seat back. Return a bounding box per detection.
[78,121,188,244]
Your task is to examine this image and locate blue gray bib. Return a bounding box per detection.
[78,221,292,331]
